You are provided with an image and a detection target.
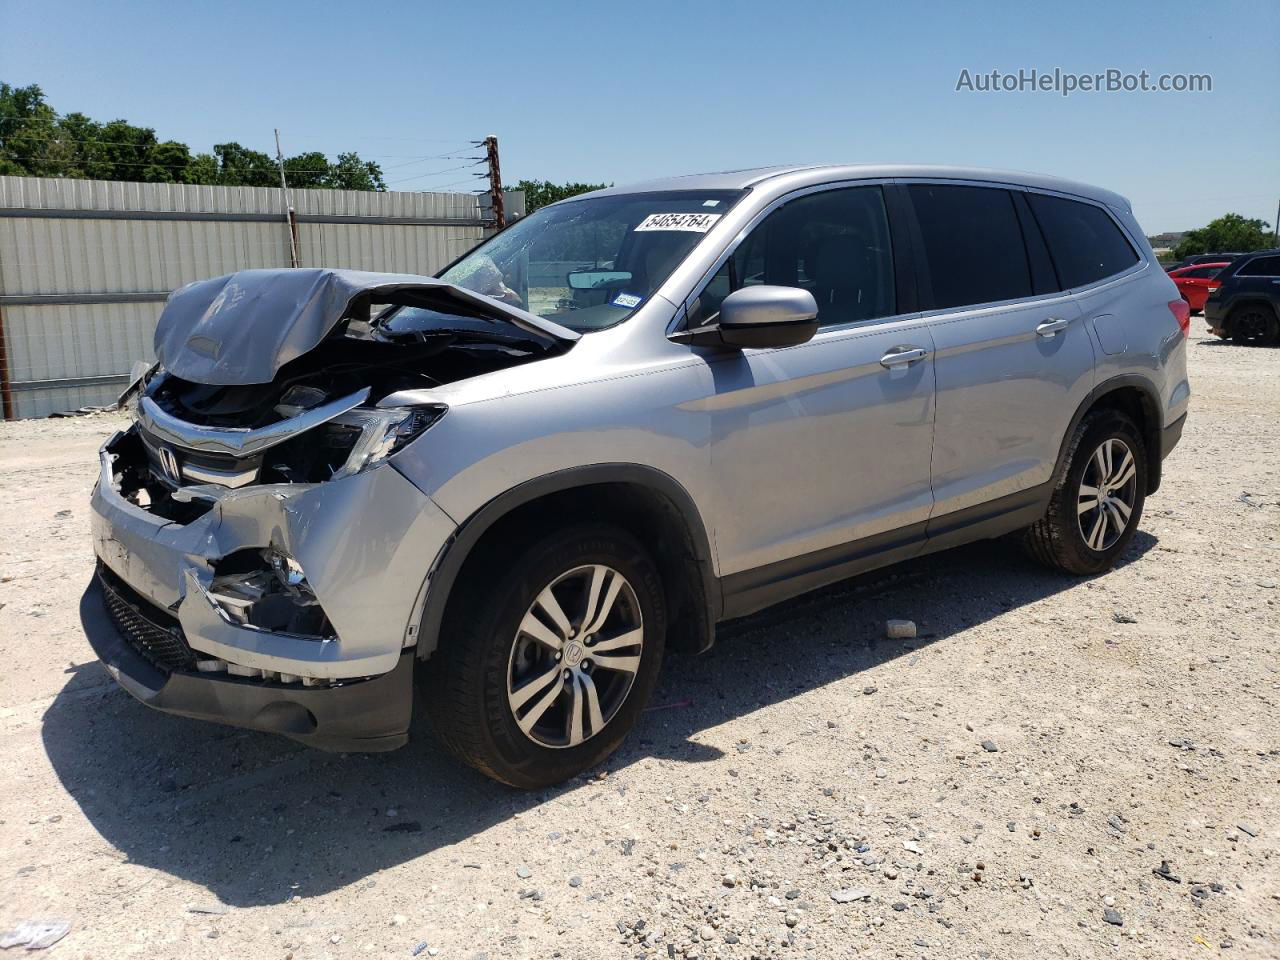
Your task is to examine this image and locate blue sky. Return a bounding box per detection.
[2,0,1276,233]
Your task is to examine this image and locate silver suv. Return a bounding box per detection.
[84,164,1190,787]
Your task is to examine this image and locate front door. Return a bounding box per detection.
[694,185,936,587]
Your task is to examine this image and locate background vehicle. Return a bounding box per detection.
[1165,252,1245,272]
[83,165,1190,788]
[1204,249,1280,344]
[1170,261,1229,313]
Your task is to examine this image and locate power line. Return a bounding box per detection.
[387,160,486,186]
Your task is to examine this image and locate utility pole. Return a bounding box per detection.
[483,134,505,230]
[1274,198,1279,245]
[274,128,300,268]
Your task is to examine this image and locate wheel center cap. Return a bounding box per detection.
[563,641,585,667]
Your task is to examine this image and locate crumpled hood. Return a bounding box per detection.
[154,268,579,385]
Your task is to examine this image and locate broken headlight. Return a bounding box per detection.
[328,404,447,479]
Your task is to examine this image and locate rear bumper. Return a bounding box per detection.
[1161,413,1186,460]
[1204,300,1226,335]
[82,572,413,751]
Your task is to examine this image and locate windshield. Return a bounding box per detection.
[432,189,745,332]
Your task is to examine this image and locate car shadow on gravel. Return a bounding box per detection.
[41,531,1155,907]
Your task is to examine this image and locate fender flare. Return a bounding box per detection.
[413,464,720,659]
[1053,374,1165,495]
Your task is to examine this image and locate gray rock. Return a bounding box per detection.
[568,875,582,887]
[516,866,532,879]
[981,740,999,752]
[1103,907,1123,926]
[830,888,871,903]
[1237,822,1259,838]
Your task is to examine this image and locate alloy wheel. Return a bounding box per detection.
[1234,308,1278,343]
[506,564,644,748]
[1076,437,1138,552]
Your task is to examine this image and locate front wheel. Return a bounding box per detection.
[1024,410,1147,575]
[423,523,666,788]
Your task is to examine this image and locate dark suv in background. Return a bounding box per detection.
[1204,249,1280,344]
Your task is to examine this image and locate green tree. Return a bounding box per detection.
[1,80,394,192]
[325,152,386,191]
[211,142,277,187]
[0,82,61,176]
[512,178,609,213]
[1174,214,1274,260]
[282,150,331,189]
[183,152,219,185]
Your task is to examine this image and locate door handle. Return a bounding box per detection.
[879,346,928,368]
[1036,316,1072,338]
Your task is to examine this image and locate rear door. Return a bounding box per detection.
[901,181,1095,533]
[1232,254,1280,305]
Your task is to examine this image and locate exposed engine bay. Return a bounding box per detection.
[108,268,577,516]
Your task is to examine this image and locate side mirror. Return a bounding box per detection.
[717,285,819,348]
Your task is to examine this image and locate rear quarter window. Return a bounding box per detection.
[1027,193,1140,288]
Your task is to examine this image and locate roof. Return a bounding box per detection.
[575,164,1130,210]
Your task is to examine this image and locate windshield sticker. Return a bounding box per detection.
[634,212,722,233]
[702,199,721,207]
[612,292,643,309]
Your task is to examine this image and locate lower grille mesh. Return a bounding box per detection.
[98,565,197,672]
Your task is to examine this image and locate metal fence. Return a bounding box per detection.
[0,175,490,418]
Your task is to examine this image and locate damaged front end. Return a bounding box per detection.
[84,268,573,749]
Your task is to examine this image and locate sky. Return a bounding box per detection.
[1,0,1276,234]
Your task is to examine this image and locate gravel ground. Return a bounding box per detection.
[0,317,1276,959]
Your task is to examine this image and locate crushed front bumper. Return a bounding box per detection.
[86,427,457,748]
[81,572,414,751]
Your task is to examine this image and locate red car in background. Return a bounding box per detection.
[1169,262,1230,314]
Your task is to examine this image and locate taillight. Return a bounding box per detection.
[1168,299,1191,338]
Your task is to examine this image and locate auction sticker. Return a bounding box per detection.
[634,212,722,232]
[612,292,642,308]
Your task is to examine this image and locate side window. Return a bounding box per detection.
[689,186,896,328]
[907,184,1032,309]
[1239,255,1280,277]
[1026,193,1140,288]
[1182,266,1218,279]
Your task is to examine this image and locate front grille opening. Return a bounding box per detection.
[97,563,197,673]
[106,428,214,524]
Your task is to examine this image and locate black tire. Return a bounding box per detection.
[1227,303,1280,345]
[1024,409,1147,575]
[422,523,666,789]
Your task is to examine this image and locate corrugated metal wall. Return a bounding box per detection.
[0,176,489,418]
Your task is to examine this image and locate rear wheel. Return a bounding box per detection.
[1228,303,1280,344]
[423,523,666,788]
[1024,410,1147,575]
